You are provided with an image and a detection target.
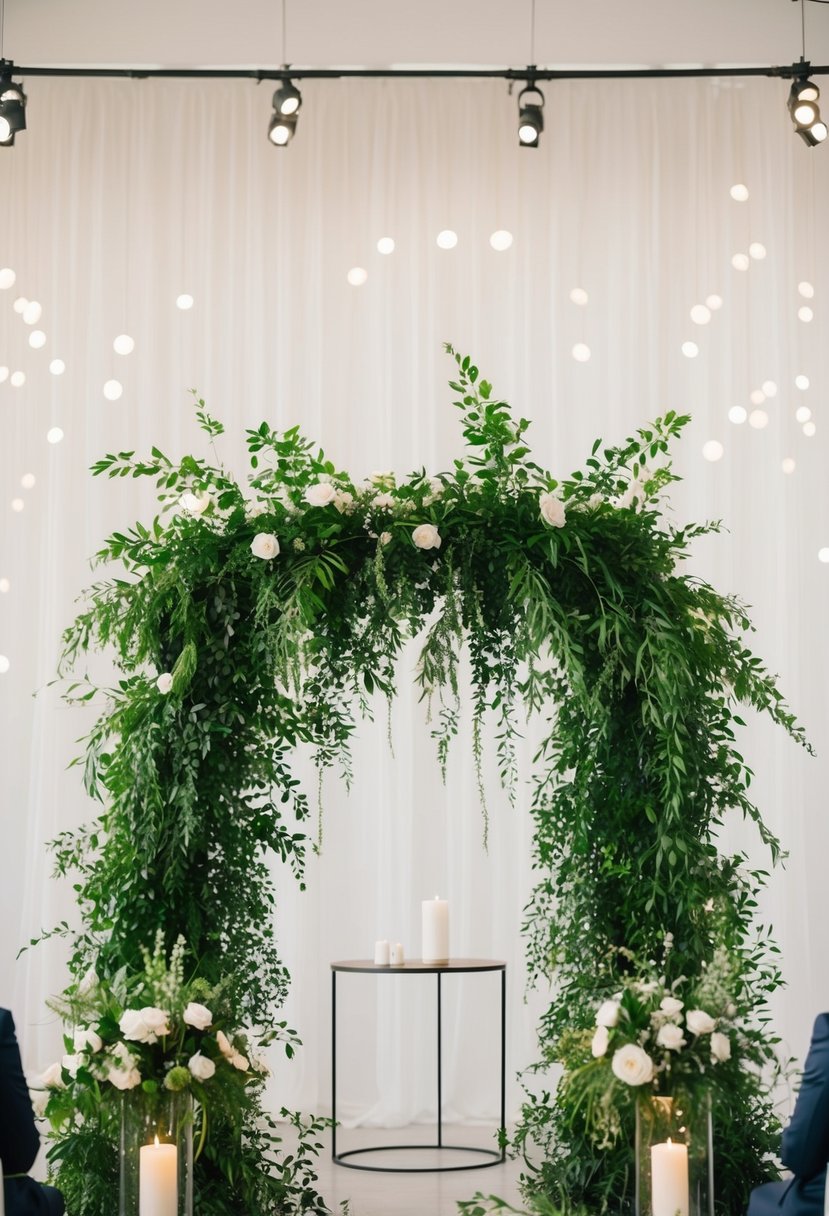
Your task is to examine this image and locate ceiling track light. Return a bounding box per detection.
[517,81,544,148]
[788,67,827,145]
[268,73,301,145]
[0,60,27,147]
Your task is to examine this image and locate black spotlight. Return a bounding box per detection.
[517,84,544,148]
[789,76,827,147]
[0,63,27,147]
[268,78,301,145]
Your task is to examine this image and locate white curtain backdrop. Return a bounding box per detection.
[1,75,828,1138]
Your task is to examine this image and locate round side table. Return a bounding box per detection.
[330,958,506,1173]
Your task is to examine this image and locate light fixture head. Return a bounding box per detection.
[268,110,297,146]
[517,83,544,148]
[0,66,27,147]
[788,72,825,147]
[272,79,302,117]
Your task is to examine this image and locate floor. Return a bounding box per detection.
[310,1125,526,1216]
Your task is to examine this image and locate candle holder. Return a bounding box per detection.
[635,1092,713,1216]
[120,1087,194,1216]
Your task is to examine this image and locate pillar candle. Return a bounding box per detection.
[422,896,449,964]
[374,939,390,965]
[651,1139,689,1216]
[390,942,404,965]
[139,1138,178,1216]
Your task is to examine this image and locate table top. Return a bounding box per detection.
[331,958,506,974]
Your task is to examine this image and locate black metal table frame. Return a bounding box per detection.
[331,959,506,1173]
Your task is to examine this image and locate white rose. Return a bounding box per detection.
[183,1002,213,1031]
[686,1009,716,1036]
[120,1007,170,1044]
[711,1031,731,1063]
[539,492,566,528]
[596,1000,620,1028]
[216,1030,234,1059]
[61,1053,85,1079]
[156,672,174,694]
[660,996,684,1017]
[180,491,211,516]
[107,1064,142,1090]
[372,493,395,510]
[188,1052,216,1081]
[333,490,354,514]
[304,482,337,507]
[591,1025,610,1058]
[73,1027,103,1054]
[656,1023,686,1051]
[141,1007,171,1035]
[250,532,280,560]
[379,532,392,546]
[41,1061,66,1089]
[412,523,442,550]
[111,1041,136,1067]
[611,1044,654,1087]
[231,1051,250,1072]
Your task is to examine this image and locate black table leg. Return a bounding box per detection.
[331,969,337,1160]
[500,966,506,1161]
[437,970,443,1148]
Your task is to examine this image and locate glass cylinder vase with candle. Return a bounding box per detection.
[635,1092,713,1216]
[120,1087,194,1216]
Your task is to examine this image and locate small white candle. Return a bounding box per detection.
[422,896,449,964]
[651,1139,689,1216]
[374,939,390,966]
[139,1137,178,1216]
[390,942,405,965]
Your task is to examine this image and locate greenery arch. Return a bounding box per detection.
[43,347,804,1215]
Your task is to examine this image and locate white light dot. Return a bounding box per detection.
[705,294,723,311]
[749,242,767,260]
[22,300,42,325]
[731,254,750,272]
[819,547,829,563]
[730,184,749,202]
[796,406,812,423]
[489,230,513,251]
[176,293,194,310]
[10,371,25,387]
[20,473,35,489]
[750,389,766,406]
[782,457,796,474]
[0,578,9,593]
[798,305,814,323]
[113,334,135,355]
[11,498,24,512]
[761,380,778,398]
[795,374,810,390]
[681,341,699,358]
[798,281,815,299]
[49,359,65,376]
[728,405,748,425]
[376,237,395,255]
[28,329,46,349]
[691,304,711,325]
[803,421,817,437]
[103,379,123,401]
[12,296,27,314]
[46,426,64,444]
[749,409,769,429]
[702,439,724,462]
[572,343,591,363]
[0,367,7,383]
[346,267,368,287]
[0,268,16,289]
[0,655,9,675]
[436,229,458,250]
[570,287,589,306]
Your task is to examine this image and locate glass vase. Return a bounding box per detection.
[635,1093,713,1216]
[119,1087,194,1216]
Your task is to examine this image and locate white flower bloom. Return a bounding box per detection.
[188,1052,216,1081]
[180,491,211,516]
[726,1003,737,1019]
[216,1030,234,1059]
[304,482,337,507]
[587,493,604,509]
[660,996,684,1017]
[110,1041,136,1067]
[591,1025,610,1058]
[107,1064,142,1090]
[412,523,442,550]
[333,490,354,514]
[41,1062,66,1089]
[372,493,396,510]
[611,1043,654,1086]
[596,1000,620,1028]
[250,532,280,560]
[120,1007,171,1044]
[73,1027,103,1054]
[30,1089,49,1118]
[656,1023,686,1051]
[183,1002,213,1031]
[231,1051,250,1072]
[686,1009,716,1036]
[711,1031,731,1063]
[61,1053,85,1079]
[379,532,392,546]
[156,672,174,694]
[539,492,566,528]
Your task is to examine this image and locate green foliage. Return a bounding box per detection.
[48,349,806,1214]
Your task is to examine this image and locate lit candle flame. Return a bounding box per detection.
[154,1135,160,1147]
